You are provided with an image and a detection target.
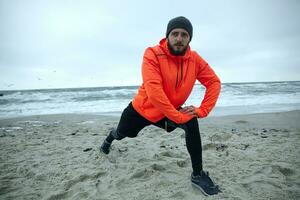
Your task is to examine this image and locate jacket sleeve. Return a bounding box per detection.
[142,48,193,124]
[194,53,221,118]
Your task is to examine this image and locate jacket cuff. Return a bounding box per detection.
[195,107,208,118]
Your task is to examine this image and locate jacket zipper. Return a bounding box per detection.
[175,59,183,89]
[176,65,179,88]
[181,59,183,82]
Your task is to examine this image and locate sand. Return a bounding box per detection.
[0,111,300,200]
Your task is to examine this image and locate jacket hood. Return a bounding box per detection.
[159,38,191,60]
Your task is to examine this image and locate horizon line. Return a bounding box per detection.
[0,80,299,92]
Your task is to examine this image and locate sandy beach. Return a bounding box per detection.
[0,111,299,200]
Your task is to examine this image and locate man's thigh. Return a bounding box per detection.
[116,102,151,138]
[153,117,199,133]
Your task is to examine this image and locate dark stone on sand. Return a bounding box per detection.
[262,128,268,133]
[71,130,79,135]
[83,148,93,152]
[235,120,248,124]
[241,144,249,150]
[216,143,228,151]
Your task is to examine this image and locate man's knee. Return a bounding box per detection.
[166,121,177,132]
[111,129,126,140]
[112,128,142,139]
[181,117,199,132]
[186,117,199,127]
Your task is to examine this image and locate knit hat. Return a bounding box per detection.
[166,16,193,41]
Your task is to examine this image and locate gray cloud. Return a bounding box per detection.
[0,0,299,90]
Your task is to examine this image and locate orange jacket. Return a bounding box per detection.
[132,38,221,124]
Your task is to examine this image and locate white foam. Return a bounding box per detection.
[1,82,299,118]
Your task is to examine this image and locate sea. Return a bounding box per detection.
[0,81,300,119]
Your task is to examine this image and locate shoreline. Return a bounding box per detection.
[0,110,299,199]
[1,109,299,121]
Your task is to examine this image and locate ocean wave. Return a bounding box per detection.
[0,99,10,105]
[1,82,300,118]
[0,98,55,105]
[71,93,134,102]
[70,89,136,102]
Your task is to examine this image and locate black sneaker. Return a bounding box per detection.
[100,139,111,154]
[191,171,221,196]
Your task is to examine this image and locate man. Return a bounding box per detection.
[100,16,221,196]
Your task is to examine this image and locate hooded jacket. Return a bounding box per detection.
[132,38,221,124]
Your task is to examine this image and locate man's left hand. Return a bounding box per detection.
[179,105,198,117]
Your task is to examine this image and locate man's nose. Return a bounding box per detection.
[176,35,183,42]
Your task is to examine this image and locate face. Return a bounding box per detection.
[167,28,190,56]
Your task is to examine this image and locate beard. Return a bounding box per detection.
[167,42,188,56]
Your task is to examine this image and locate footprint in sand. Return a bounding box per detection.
[202,143,216,151]
[64,171,106,190]
[169,191,187,199]
[158,150,185,158]
[271,165,295,177]
[242,179,282,196]
[130,168,156,179]
[130,163,166,179]
[241,164,296,198]
[46,171,106,200]
[209,133,232,142]
[151,163,166,171]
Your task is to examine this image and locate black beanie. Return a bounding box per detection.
[166,16,193,41]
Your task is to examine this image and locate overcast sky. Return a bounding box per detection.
[0,0,299,90]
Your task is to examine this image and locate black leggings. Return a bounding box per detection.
[106,102,203,174]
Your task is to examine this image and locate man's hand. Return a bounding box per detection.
[179,105,198,117]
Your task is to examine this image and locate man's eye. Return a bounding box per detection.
[172,32,179,37]
[181,33,188,38]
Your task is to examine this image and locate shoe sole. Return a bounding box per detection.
[100,146,109,154]
[191,182,209,196]
[100,150,109,154]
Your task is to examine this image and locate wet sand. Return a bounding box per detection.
[0,111,300,200]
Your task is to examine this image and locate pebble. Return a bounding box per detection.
[216,143,228,151]
[83,148,93,152]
